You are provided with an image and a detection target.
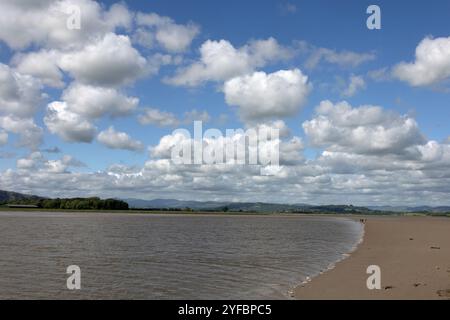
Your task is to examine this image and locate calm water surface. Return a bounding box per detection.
[0,212,362,299]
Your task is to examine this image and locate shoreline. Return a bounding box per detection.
[288,217,365,298]
[294,216,450,300]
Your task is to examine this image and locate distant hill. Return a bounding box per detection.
[124,198,450,215]
[369,205,450,213]
[124,198,230,210]
[125,198,382,214]
[0,190,43,202]
[2,191,449,215]
[125,198,296,211]
[125,198,319,211]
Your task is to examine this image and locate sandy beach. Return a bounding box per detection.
[295,216,450,300]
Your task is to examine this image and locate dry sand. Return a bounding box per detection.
[295,216,450,300]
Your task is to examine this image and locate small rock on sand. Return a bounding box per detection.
[437,289,450,298]
[413,283,426,287]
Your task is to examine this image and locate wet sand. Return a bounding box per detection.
[295,216,450,300]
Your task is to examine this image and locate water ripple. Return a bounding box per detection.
[0,212,362,299]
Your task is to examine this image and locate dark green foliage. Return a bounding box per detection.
[38,197,129,210]
[3,196,128,211]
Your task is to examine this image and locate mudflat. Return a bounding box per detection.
[295,216,450,300]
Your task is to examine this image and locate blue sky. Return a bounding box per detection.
[1,0,450,205]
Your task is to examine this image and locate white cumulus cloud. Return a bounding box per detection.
[393,36,450,87]
[44,101,97,143]
[136,12,200,52]
[12,50,65,88]
[342,75,366,97]
[303,100,426,155]
[223,69,311,122]
[0,0,132,50]
[0,115,43,149]
[62,83,139,118]
[0,63,44,118]
[97,126,144,152]
[167,38,292,87]
[58,33,147,87]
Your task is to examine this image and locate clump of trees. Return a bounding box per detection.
[2,197,129,210]
[38,198,129,210]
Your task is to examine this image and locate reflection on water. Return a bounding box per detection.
[0,212,362,299]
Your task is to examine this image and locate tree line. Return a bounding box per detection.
[1,197,129,210]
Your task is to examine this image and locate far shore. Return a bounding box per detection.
[1,207,449,217]
[295,216,450,300]
[0,208,318,217]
